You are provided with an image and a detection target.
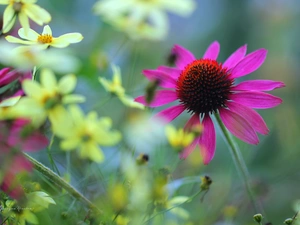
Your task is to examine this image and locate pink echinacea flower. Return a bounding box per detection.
[0,68,32,103]
[0,118,48,199]
[135,41,285,165]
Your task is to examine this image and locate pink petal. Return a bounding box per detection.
[172,45,196,70]
[223,45,247,69]
[184,113,200,130]
[230,91,282,109]
[135,90,178,107]
[142,69,177,88]
[230,49,267,79]
[180,137,199,159]
[219,108,259,144]
[232,80,285,91]
[1,155,32,199]
[0,67,11,79]
[154,105,185,123]
[22,132,49,152]
[0,70,20,86]
[180,114,201,159]
[202,41,220,60]
[227,102,269,135]
[199,115,216,165]
[157,65,181,80]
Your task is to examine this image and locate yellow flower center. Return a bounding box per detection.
[12,2,23,12]
[82,133,92,143]
[38,34,53,44]
[44,94,62,110]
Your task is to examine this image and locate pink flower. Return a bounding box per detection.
[0,68,32,103]
[0,155,33,199]
[0,118,48,198]
[135,41,285,165]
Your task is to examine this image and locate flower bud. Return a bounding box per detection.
[200,175,212,191]
[145,79,160,105]
[284,218,293,225]
[136,153,149,165]
[253,213,263,223]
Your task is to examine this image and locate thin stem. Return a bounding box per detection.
[1,217,9,225]
[143,190,203,224]
[214,113,265,214]
[23,153,102,215]
[46,133,60,175]
[90,96,112,111]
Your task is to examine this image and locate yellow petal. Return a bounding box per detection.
[62,94,85,104]
[161,0,196,16]
[22,79,43,97]
[165,125,177,141]
[79,142,104,163]
[96,129,121,146]
[5,35,35,44]
[119,95,145,109]
[2,5,16,33]
[18,27,39,41]
[23,4,51,25]
[12,97,46,126]
[23,0,38,3]
[23,210,39,224]
[68,104,84,123]
[97,117,113,130]
[87,111,98,122]
[18,11,30,35]
[55,33,83,44]
[40,69,58,91]
[0,0,10,4]
[112,64,122,85]
[49,105,73,137]
[0,96,21,107]
[98,77,112,92]
[60,138,80,150]
[42,25,52,35]
[58,74,76,94]
[50,33,83,48]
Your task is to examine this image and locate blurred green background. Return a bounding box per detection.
[3,0,299,224]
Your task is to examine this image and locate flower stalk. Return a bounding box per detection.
[23,153,102,214]
[214,113,264,214]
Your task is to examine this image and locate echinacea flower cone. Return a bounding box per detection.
[135,41,285,164]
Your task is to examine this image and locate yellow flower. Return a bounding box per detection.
[6,25,84,49]
[12,69,85,126]
[99,65,144,109]
[26,191,56,212]
[165,196,190,219]
[0,41,81,73]
[53,105,121,163]
[2,200,39,225]
[0,0,51,34]
[93,0,196,40]
[165,125,195,149]
[115,215,130,225]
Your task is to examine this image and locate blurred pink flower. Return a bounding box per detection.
[1,155,33,199]
[135,41,285,164]
[0,118,48,198]
[0,68,32,103]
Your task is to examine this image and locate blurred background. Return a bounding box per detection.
[1,0,299,224]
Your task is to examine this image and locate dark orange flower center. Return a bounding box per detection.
[176,59,233,115]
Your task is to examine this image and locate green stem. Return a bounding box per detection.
[23,153,102,214]
[143,190,203,224]
[214,113,264,214]
[46,133,60,175]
